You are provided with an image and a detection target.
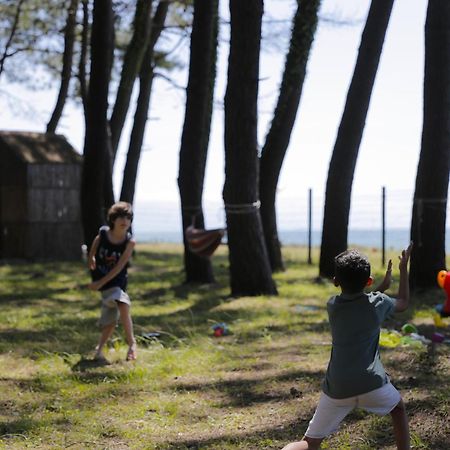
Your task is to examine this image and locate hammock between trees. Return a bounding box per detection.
[183,201,259,257]
[185,225,225,258]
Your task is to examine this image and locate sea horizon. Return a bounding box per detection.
[132,227,450,253]
[131,198,450,252]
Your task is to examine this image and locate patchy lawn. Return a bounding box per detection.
[0,244,448,449]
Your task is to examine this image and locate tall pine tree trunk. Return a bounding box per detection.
[178,0,218,283]
[81,0,114,247]
[410,0,450,289]
[46,0,79,133]
[120,0,170,203]
[260,0,321,272]
[224,0,277,296]
[109,0,153,162]
[319,0,395,277]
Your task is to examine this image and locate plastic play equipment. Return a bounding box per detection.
[436,270,450,317]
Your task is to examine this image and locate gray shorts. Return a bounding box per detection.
[98,287,131,327]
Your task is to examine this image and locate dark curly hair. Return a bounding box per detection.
[334,249,371,292]
[107,201,133,229]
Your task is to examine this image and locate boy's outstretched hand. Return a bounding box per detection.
[87,281,102,291]
[399,242,413,271]
[394,242,413,312]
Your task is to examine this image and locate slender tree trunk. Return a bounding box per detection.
[319,0,395,277]
[78,0,90,120]
[109,0,153,163]
[260,0,321,272]
[120,0,170,204]
[46,0,79,133]
[81,0,114,247]
[177,0,218,284]
[410,0,450,289]
[224,0,277,296]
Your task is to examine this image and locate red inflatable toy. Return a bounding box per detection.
[436,270,450,317]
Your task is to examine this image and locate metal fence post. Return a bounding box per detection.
[382,186,386,267]
[308,188,312,265]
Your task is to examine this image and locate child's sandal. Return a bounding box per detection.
[126,344,137,361]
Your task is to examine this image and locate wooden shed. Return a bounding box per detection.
[0,131,83,260]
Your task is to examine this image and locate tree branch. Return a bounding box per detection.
[0,0,26,79]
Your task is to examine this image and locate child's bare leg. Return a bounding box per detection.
[390,399,410,450]
[117,302,136,359]
[282,437,323,450]
[95,323,115,358]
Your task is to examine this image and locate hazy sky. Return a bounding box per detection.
[1,0,429,230]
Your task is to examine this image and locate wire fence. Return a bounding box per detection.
[133,186,450,255]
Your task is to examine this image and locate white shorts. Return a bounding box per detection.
[101,287,131,308]
[305,382,401,439]
[98,287,131,327]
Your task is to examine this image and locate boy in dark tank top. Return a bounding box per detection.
[88,201,137,362]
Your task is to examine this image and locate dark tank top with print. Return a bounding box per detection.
[91,227,131,291]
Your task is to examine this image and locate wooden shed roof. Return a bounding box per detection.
[0,131,82,164]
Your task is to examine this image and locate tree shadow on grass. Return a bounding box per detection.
[172,367,324,408]
[0,327,83,345]
[133,283,226,303]
[0,287,88,305]
[0,318,99,357]
[0,417,39,440]
[157,417,311,449]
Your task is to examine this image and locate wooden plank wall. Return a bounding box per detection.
[0,163,83,260]
[1,223,83,260]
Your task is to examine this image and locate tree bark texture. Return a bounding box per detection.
[109,0,153,163]
[410,0,450,289]
[224,0,277,296]
[260,0,321,272]
[177,0,219,283]
[120,0,170,204]
[46,0,79,133]
[319,0,395,277]
[81,0,114,247]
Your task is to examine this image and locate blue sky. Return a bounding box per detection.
[1,0,430,230]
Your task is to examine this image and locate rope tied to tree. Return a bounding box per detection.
[225,200,261,214]
[414,198,447,203]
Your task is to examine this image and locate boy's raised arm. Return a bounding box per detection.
[395,242,413,312]
[374,259,393,293]
[87,235,100,270]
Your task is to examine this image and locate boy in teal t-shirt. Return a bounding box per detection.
[282,243,413,450]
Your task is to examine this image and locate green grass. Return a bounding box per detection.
[0,244,449,449]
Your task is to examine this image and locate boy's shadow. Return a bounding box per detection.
[71,357,112,372]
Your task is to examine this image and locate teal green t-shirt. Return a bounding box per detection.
[322,291,396,399]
